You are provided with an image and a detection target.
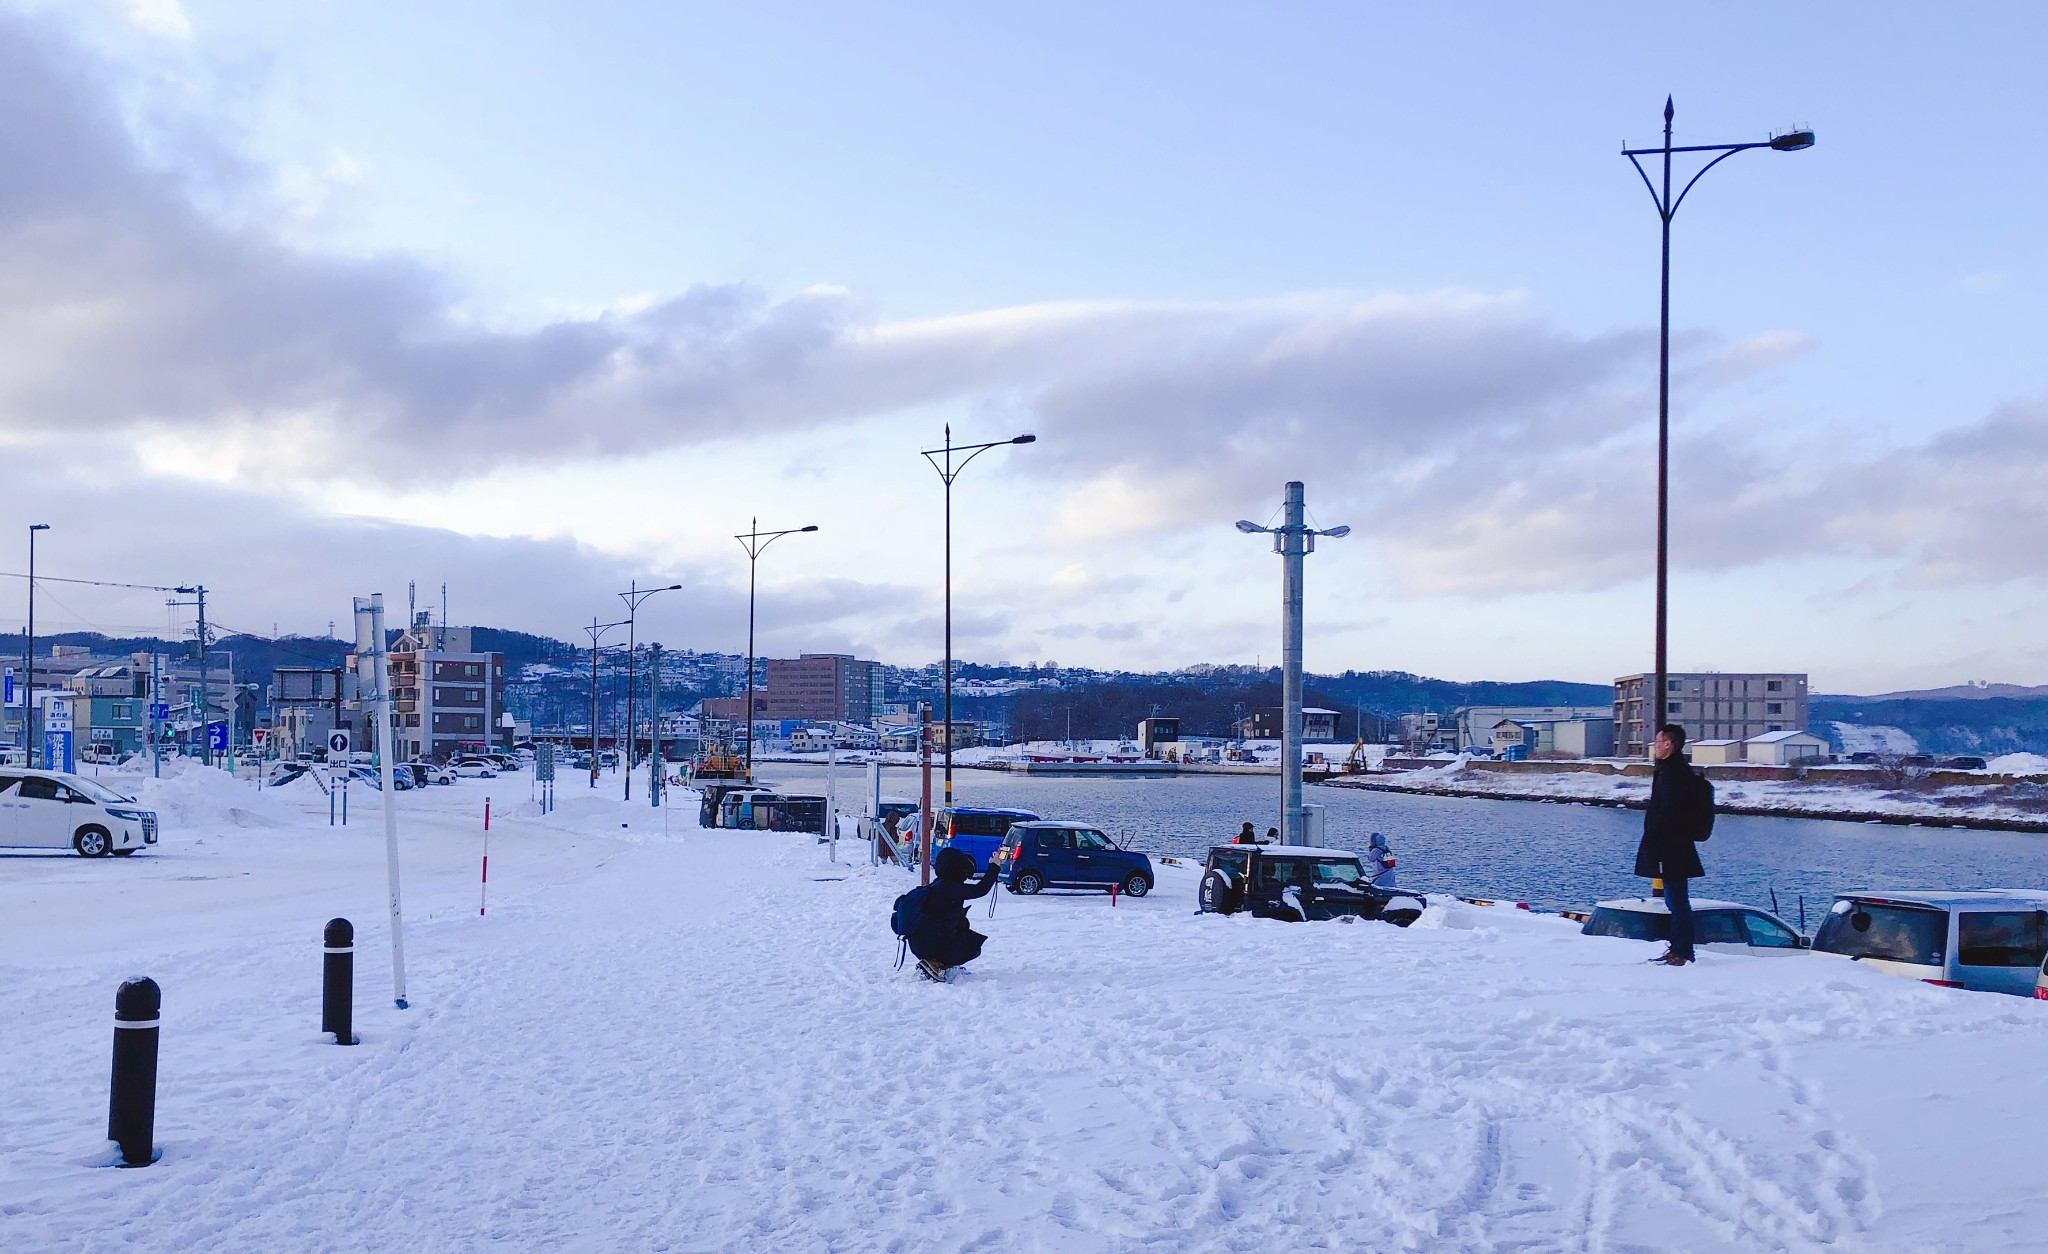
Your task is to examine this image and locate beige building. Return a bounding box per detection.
[1614,672,1808,758]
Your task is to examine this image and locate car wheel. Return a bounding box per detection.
[74,827,112,858]
[1014,870,1044,895]
[1119,872,1151,898]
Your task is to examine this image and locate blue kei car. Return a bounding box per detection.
[932,806,1040,871]
[995,821,1154,897]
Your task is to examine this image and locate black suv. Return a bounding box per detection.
[1198,846,1427,926]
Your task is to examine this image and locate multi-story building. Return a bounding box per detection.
[760,654,885,723]
[380,628,507,761]
[63,662,148,759]
[1613,672,1809,758]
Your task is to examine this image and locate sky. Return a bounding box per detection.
[0,0,2044,693]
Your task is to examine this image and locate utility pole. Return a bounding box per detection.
[618,581,682,801]
[648,641,662,807]
[168,585,208,763]
[1236,483,1349,843]
[25,523,48,764]
[354,593,408,1009]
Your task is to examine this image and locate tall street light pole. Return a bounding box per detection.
[919,427,1035,810]
[1623,98,1813,755]
[734,520,817,783]
[618,580,682,801]
[584,617,628,787]
[1237,483,1349,844]
[24,523,48,763]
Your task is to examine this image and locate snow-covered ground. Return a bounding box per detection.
[6,762,2048,1250]
[1346,757,2048,828]
[1830,723,1919,756]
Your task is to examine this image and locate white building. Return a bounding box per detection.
[1744,729,1830,766]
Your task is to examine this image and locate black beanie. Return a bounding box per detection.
[935,847,977,882]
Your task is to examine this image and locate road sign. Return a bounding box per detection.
[45,697,73,733]
[328,728,351,757]
[253,728,269,745]
[208,721,229,751]
[3,669,13,706]
[535,743,555,782]
[43,729,72,773]
[150,702,169,721]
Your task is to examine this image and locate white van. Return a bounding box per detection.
[1811,890,2048,996]
[0,769,159,856]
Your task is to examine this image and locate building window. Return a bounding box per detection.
[112,704,132,719]
[1766,702,1783,714]
[1667,679,1682,691]
[1667,702,1682,714]
[1767,680,1783,692]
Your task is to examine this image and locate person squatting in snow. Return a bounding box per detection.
[908,847,1000,983]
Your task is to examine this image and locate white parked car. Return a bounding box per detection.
[452,759,499,779]
[1580,897,1809,954]
[0,768,159,856]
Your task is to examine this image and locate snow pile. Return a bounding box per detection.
[1831,722,1919,755]
[1989,752,2048,776]
[7,779,2048,1249]
[114,759,297,831]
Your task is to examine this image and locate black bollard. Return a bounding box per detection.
[323,918,355,1046]
[108,977,161,1167]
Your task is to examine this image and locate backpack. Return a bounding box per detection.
[890,885,931,970]
[1689,770,1716,842]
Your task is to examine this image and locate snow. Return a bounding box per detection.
[7,764,2048,1249]
[1988,752,2048,777]
[1831,722,1919,755]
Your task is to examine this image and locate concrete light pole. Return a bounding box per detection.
[618,580,682,801]
[1236,482,1349,844]
[24,523,48,763]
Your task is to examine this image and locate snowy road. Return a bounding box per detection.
[4,765,2046,1251]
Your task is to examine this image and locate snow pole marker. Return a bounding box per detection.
[480,797,491,917]
[1109,881,1119,908]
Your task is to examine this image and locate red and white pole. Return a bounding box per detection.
[480,797,491,917]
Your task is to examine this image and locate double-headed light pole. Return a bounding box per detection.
[919,426,1034,809]
[618,580,681,801]
[1623,98,1812,753]
[734,520,817,782]
[1237,482,1348,845]
[584,616,628,787]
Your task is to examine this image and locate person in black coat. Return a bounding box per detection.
[909,847,1000,982]
[1634,723,1711,965]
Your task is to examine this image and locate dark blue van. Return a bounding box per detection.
[996,821,1154,897]
[934,807,1039,871]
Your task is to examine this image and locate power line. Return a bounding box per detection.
[0,570,186,593]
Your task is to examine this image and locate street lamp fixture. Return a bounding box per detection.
[618,580,683,801]
[920,426,1035,809]
[1622,97,1812,756]
[734,520,818,782]
[1236,484,1350,844]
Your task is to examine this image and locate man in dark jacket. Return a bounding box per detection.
[909,847,1001,982]
[1634,723,1711,965]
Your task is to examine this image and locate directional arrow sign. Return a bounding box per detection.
[328,729,352,757]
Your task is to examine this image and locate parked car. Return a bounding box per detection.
[452,759,499,779]
[267,761,313,787]
[402,761,455,787]
[933,806,1040,871]
[698,783,770,828]
[1812,890,2048,995]
[1937,756,1988,770]
[348,765,416,790]
[1580,898,1808,953]
[996,822,1153,897]
[713,789,827,834]
[0,768,159,856]
[1198,845,1427,925]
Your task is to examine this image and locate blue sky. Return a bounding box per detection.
[2,1,2045,692]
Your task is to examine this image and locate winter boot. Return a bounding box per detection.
[917,959,951,983]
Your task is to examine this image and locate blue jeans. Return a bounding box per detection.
[1665,876,1694,960]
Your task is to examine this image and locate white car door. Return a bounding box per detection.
[14,775,73,848]
[0,775,20,845]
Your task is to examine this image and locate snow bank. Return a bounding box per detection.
[1989,752,2048,776]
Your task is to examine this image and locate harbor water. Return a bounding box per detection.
[754,761,2048,921]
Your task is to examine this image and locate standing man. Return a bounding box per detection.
[1635,723,1712,966]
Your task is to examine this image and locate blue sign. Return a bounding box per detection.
[43,729,72,773]
[150,702,169,721]
[3,670,12,706]
[208,721,229,751]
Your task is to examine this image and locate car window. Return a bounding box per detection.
[1743,913,1802,949]
[1694,911,1747,945]
[1582,907,1670,942]
[1073,830,1115,851]
[1958,911,2048,968]
[1812,903,1945,966]
[0,775,20,795]
[1210,849,1249,877]
[1034,829,1070,851]
[16,777,62,802]
[60,776,131,804]
[1258,859,1305,887]
[1310,860,1364,885]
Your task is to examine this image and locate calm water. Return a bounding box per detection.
[760,762,2048,925]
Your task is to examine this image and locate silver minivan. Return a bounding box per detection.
[1811,890,2048,996]
[0,769,159,856]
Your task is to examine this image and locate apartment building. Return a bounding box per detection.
[757,654,885,722]
[1613,672,1809,758]
[382,628,507,760]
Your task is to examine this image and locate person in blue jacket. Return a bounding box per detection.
[909,847,1000,982]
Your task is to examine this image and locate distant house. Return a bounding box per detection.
[1744,729,1830,766]
[1688,739,1745,766]
[1232,707,1341,742]
[1489,719,1531,760]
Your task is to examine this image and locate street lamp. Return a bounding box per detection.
[584,617,628,787]
[734,520,817,782]
[919,427,1034,809]
[24,523,48,763]
[1622,98,1812,755]
[618,580,682,801]
[1236,482,1349,844]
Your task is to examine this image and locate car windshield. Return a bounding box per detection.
[1812,902,1946,966]
[1583,907,1670,942]
[59,775,133,804]
[1309,860,1364,885]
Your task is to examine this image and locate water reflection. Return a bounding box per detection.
[757,763,2048,920]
